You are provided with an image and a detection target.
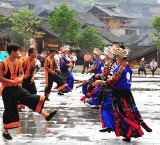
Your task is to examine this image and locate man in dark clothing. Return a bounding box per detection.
[138,58,146,76]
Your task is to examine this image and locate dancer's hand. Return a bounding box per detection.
[12,77,22,84]
[30,77,34,84]
[86,70,90,74]
[95,74,100,78]
[93,80,105,87]
[51,71,55,75]
[58,69,61,73]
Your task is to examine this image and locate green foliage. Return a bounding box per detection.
[47,2,81,44]
[10,9,42,33]
[77,26,106,52]
[150,16,160,49]
[0,13,7,30]
[11,26,31,48]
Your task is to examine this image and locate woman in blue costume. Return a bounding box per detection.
[93,45,152,142]
[94,47,116,133]
[82,48,103,106]
[60,45,74,92]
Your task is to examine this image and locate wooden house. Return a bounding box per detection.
[87,4,134,29]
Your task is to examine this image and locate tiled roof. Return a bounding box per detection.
[129,45,156,59]
[0,28,12,39]
[0,7,14,17]
[81,24,123,44]
[88,5,134,19]
[37,9,52,18]
[41,22,59,38]
[0,22,13,39]
[121,34,142,45]
[75,12,107,28]
[93,26,123,44]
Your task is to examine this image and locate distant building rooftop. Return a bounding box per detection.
[88,4,134,19]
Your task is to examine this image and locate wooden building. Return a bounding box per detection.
[87,4,134,29]
[124,35,159,67]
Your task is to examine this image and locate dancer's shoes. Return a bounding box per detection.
[99,128,113,133]
[58,92,64,95]
[45,110,57,121]
[45,97,50,101]
[3,133,12,140]
[91,106,99,110]
[122,137,131,142]
[62,90,69,93]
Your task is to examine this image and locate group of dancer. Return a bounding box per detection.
[0,43,152,142]
[0,44,74,140]
[80,45,152,142]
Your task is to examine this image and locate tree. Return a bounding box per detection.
[77,26,106,52]
[9,9,43,48]
[10,9,42,34]
[150,16,160,67]
[11,26,31,49]
[0,13,7,30]
[47,2,81,44]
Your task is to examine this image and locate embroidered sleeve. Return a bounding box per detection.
[106,65,125,88]
[91,60,101,73]
[101,63,111,80]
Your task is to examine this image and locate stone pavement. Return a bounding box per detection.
[0,72,160,145]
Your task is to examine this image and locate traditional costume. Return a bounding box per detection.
[44,56,68,98]
[0,58,45,129]
[82,48,103,105]
[104,45,152,139]
[60,45,73,91]
[18,57,37,109]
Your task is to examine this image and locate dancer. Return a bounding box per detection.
[93,45,152,142]
[0,44,57,140]
[60,45,73,92]
[44,48,68,100]
[18,48,37,111]
[81,47,115,133]
[82,48,103,106]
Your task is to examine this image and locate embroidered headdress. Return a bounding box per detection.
[93,48,102,56]
[61,45,70,52]
[104,47,113,59]
[111,44,130,58]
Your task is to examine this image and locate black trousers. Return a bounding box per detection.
[44,72,67,97]
[82,61,89,74]
[22,76,37,94]
[151,67,156,76]
[18,76,37,108]
[138,67,146,76]
[2,86,45,129]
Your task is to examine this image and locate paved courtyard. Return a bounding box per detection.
[0,72,160,145]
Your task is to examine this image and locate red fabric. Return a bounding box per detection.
[116,124,120,136]
[80,96,87,102]
[100,106,105,128]
[127,126,132,137]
